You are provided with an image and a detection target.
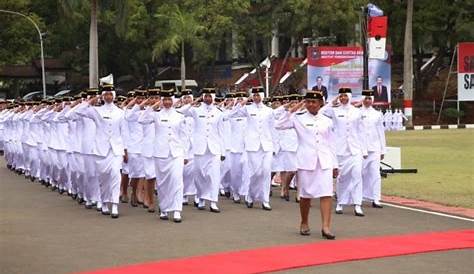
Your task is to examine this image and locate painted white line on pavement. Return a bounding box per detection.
[381,202,474,222]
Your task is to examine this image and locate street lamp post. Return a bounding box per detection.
[0,9,47,99]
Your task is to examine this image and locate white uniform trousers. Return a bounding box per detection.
[83,154,101,202]
[336,154,363,205]
[13,142,24,170]
[22,143,31,174]
[220,150,232,191]
[38,147,50,181]
[229,152,248,196]
[95,150,122,204]
[155,156,184,212]
[54,150,68,188]
[25,145,40,179]
[193,148,220,203]
[183,158,197,196]
[246,148,272,203]
[362,151,382,202]
[69,152,84,195]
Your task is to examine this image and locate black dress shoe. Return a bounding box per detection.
[284,194,290,202]
[101,211,111,216]
[85,204,94,209]
[143,204,149,209]
[193,201,199,207]
[71,194,77,200]
[30,177,35,182]
[224,191,231,198]
[233,198,241,204]
[354,210,365,217]
[77,198,85,205]
[245,201,253,208]
[210,207,220,213]
[173,217,182,223]
[182,201,189,206]
[111,213,119,219]
[300,229,311,236]
[321,230,336,240]
[51,186,57,191]
[295,197,300,203]
[262,204,272,211]
[159,215,169,220]
[59,189,65,195]
[96,206,102,212]
[335,209,343,214]
[148,208,156,213]
[372,202,383,208]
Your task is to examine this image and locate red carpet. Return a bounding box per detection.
[80,229,474,274]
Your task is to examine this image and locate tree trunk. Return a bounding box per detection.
[403,0,413,126]
[89,0,99,88]
[181,41,186,91]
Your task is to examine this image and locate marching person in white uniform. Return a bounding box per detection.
[276,91,338,239]
[124,89,147,208]
[73,84,127,218]
[179,88,225,213]
[179,89,198,206]
[139,89,188,222]
[360,90,386,208]
[228,86,275,211]
[226,91,249,203]
[323,87,368,217]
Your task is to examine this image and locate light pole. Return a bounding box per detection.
[0,9,47,99]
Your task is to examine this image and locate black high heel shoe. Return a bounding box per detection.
[321,230,336,240]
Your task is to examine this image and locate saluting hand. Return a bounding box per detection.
[88,96,99,106]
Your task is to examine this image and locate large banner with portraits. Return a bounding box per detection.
[307,46,391,106]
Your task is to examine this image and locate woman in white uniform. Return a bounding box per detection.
[323,88,367,217]
[138,89,188,222]
[360,90,386,208]
[276,91,338,239]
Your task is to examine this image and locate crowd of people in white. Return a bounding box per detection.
[0,85,391,239]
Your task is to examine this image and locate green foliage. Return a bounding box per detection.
[1,0,473,88]
[443,108,465,119]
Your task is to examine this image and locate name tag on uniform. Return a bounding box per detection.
[337,115,344,117]
[250,113,257,116]
[305,124,314,127]
[361,115,367,119]
[236,118,243,121]
[161,119,168,122]
[103,116,111,119]
[198,115,206,118]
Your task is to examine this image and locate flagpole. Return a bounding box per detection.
[362,6,369,90]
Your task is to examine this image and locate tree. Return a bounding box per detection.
[152,3,204,90]
[59,0,129,88]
